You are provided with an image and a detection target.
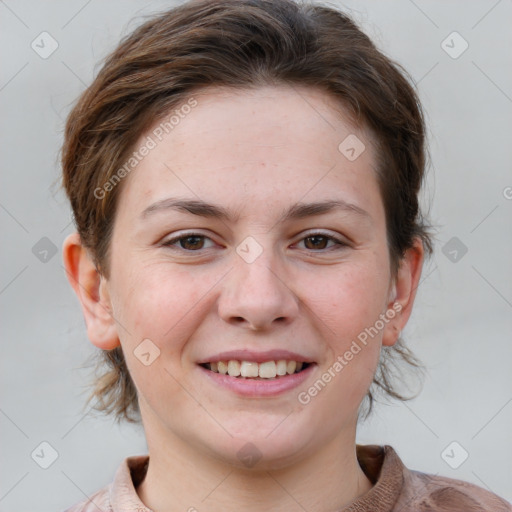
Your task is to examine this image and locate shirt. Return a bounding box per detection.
[63,444,512,511]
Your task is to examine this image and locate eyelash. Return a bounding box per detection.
[161,231,348,253]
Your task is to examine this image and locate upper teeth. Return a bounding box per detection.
[208,360,304,378]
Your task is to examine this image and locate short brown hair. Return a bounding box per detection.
[62,0,434,423]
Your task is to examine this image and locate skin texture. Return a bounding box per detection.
[63,85,424,512]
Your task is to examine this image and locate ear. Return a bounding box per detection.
[62,233,120,350]
[381,237,424,347]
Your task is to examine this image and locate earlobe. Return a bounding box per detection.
[382,238,424,347]
[62,233,120,350]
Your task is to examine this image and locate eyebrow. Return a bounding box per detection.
[141,197,371,223]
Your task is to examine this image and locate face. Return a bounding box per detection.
[98,85,402,468]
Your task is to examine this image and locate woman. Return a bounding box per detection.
[61,0,511,510]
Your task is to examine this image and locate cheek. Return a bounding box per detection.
[311,259,390,341]
[116,263,187,326]
[109,263,211,417]
[111,260,223,358]
[306,259,387,399]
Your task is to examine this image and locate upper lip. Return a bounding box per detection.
[197,349,315,364]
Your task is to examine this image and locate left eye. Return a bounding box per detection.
[297,233,346,251]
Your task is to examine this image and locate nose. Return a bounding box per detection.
[217,250,299,331]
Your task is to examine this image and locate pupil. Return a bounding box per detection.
[306,235,327,250]
[182,236,203,250]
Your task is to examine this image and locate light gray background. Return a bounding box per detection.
[1,0,511,510]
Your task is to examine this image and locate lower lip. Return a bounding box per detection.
[197,364,316,397]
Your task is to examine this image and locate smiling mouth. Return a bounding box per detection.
[199,360,312,379]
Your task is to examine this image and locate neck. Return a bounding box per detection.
[136,426,373,512]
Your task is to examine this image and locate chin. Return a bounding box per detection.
[201,416,316,470]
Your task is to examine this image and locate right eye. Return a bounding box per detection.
[162,233,216,252]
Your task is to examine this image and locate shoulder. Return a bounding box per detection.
[356,445,511,512]
[396,466,512,511]
[61,454,150,512]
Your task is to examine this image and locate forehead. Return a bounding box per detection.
[116,85,383,221]
[162,84,365,160]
